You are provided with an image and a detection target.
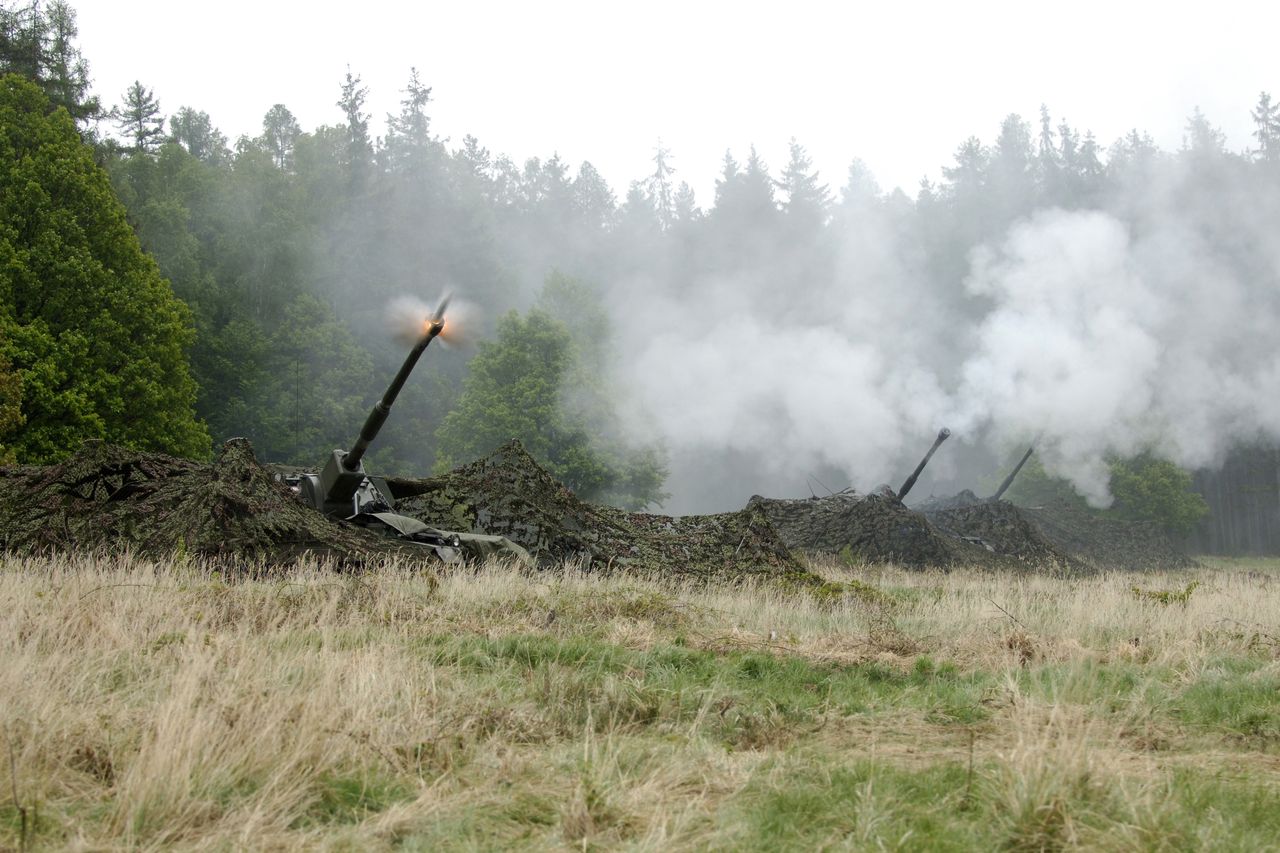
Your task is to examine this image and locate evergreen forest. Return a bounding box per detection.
[2,0,1278,521]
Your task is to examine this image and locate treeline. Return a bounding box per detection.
[3,0,1278,518]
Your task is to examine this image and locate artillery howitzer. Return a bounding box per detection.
[288,296,526,564]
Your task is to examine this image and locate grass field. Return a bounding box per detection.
[2,553,1278,851]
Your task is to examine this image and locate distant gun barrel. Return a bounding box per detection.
[991,445,1035,501]
[897,427,951,502]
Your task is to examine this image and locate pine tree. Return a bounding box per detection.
[1182,106,1226,155]
[0,0,98,123]
[385,67,436,169]
[1251,91,1280,162]
[571,161,617,230]
[645,140,676,229]
[779,137,830,227]
[114,80,164,151]
[673,181,700,223]
[336,68,372,186]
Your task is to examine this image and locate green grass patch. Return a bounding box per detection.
[1173,659,1280,742]
[301,770,416,826]
[413,633,993,745]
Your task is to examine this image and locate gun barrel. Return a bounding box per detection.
[991,445,1035,501]
[897,427,952,502]
[344,297,449,471]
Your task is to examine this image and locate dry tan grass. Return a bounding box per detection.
[1,551,1277,850]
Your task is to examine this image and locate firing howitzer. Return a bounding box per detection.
[897,427,951,502]
[990,445,1035,502]
[290,294,500,560]
[299,295,450,519]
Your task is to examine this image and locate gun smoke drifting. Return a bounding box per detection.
[608,198,1280,512]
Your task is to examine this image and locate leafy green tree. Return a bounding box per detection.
[260,103,301,170]
[0,347,21,463]
[114,80,164,151]
[0,74,208,461]
[436,275,667,508]
[168,106,227,164]
[1108,454,1209,536]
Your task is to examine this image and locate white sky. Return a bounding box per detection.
[76,0,1276,203]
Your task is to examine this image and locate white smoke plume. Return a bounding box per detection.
[609,190,1280,512]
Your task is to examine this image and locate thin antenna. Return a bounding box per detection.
[810,473,836,496]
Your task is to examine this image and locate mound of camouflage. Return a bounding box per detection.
[746,488,1002,570]
[918,491,1084,572]
[0,438,801,580]
[1016,498,1197,571]
[388,441,800,579]
[0,439,419,569]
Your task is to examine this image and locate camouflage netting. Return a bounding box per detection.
[1015,498,1198,572]
[917,491,1086,572]
[387,441,801,579]
[745,488,1017,570]
[0,439,424,569]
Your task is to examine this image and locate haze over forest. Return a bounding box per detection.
[3,1,1280,515]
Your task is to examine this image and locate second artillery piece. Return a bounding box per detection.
[288,295,527,564]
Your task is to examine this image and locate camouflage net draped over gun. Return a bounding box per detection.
[914,491,1195,572]
[387,441,801,580]
[917,491,1085,572]
[0,439,425,570]
[1015,498,1198,572]
[746,489,991,570]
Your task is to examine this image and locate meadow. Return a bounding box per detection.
[1,553,1277,851]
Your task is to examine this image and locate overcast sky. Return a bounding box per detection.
[76,0,1275,203]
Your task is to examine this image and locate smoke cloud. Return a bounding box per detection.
[608,178,1280,512]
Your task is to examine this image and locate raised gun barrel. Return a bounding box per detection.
[897,427,952,502]
[991,445,1035,502]
[302,295,450,517]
